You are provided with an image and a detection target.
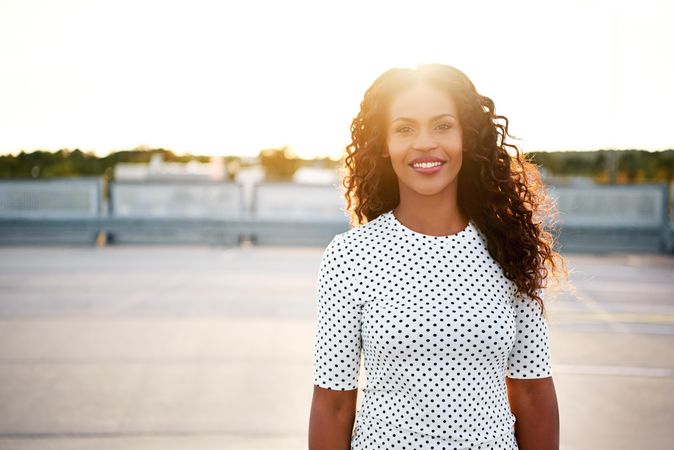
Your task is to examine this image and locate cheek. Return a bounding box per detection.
[386,137,407,157]
[442,130,463,147]
[441,135,463,157]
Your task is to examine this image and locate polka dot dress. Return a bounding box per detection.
[313,209,552,450]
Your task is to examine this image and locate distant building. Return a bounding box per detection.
[114,153,225,181]
[292,166,339,185]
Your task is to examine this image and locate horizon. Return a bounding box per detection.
[1,145,673,161]
[1,0,672,159]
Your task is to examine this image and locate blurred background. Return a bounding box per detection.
[0,0,672,449]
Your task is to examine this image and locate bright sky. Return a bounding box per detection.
[0,0,672,159]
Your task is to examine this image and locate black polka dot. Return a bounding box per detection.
[313,209,552,449]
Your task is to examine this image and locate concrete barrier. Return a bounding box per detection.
[550,184,671,253]
[110,181,244,219]
[0,177,102,219]
[0,178,672,252]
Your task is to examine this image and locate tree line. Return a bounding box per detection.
[0,146,672,184]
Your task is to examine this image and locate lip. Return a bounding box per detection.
[408,156,446,175]
[408,156,446,166]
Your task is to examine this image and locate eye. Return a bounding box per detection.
[436,123,452,130]
[396,126,413,134]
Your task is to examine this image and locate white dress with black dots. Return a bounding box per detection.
[313,209,552,450]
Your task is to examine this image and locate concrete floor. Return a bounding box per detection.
[0,245,672,450]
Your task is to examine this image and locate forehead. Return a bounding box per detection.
[387,82,458,119]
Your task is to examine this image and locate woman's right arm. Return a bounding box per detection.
[309,233,363,449]
[308,386,358,450]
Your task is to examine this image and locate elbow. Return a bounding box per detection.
[506,376,558,415]
[308,385,358,450]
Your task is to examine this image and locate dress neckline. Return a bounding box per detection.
[385,209,474,240]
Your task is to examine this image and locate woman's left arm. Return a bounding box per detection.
[506,376,559,450]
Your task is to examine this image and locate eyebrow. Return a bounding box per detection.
[391,113,456,124]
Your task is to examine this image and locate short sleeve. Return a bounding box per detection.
[312,233,362,390]
[506,287,552,379]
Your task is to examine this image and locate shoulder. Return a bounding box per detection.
[511,285,547,319]
[321,230,360,270]
[323,230,359,268]
[321,213,387,281]
[336,211,390,247]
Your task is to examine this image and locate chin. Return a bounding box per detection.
[406,181,455,196]
[415,188,452,196]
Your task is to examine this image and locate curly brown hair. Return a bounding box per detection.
[340,63,568,315]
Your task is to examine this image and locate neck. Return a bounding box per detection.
[393,184,467,237]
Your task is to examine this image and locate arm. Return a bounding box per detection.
[308,233,363,449]
[506,286,558,449]
[308,386,358,450]
[506,376,559,450]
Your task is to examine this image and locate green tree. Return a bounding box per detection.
[258,146,301,181]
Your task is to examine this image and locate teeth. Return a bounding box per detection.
[412,161,443,168]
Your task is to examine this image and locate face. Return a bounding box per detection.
[385,81,463,197]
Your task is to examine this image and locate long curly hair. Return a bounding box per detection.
[341,63,568,315]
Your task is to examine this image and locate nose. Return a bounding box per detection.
[411,130,438,151]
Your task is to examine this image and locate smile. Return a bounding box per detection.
[409,161,446,174]
[411,161,444,169]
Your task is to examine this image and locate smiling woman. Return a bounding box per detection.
[308,63,566,450]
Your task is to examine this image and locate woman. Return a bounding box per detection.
[308,63,566,450]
